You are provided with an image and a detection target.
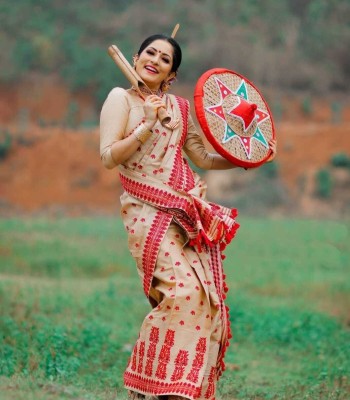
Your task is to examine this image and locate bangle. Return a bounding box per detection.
[133,123,152,144]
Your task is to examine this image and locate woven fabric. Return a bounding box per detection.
[109,92,239,399]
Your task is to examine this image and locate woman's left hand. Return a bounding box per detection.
[266,138,277,162]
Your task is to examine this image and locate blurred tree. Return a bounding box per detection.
[0,0,349,105]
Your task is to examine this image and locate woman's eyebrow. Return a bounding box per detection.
[148,46,172,58]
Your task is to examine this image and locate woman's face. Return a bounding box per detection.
[135,39,174,91]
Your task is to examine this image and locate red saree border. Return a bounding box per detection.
[142,211,173,297]
[124,371,202,399]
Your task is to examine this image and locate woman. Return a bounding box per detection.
[100,34,276,400]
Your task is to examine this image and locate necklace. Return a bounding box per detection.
[132,85,164,98]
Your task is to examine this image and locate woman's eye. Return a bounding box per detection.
[162,58,170,64]
[146,50,155,55]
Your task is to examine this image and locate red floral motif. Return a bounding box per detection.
[145,358,154,377]
[175,261,181,266]
[131,342,138,371]
[145,327,160,377]
[149,327,159,343]
[186,337,207,383]
[179,320,184,325]
[178,283,184,288]
[155,329,176,381]
[196,338,207,352]
[204,366,216,399]
[191,310,196,315]
[137,341,145,374]
[186,296,191,301]
[171,350,189,382]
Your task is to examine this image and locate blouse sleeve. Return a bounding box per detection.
[183,113,215,170]
[100,87,130,169]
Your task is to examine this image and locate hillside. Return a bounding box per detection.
[0,79,349,219]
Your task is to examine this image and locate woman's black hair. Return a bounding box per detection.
[137,34,182,73]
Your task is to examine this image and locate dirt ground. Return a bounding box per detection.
[0,78,349,218]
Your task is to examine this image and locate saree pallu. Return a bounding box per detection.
[120,95,239,400]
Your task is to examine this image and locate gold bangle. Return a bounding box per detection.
[133,123,152,144]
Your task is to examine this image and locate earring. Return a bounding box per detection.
[161,75,176,92]
[133,55,138,69]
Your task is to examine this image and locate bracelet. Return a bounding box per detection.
[133,123,152,144]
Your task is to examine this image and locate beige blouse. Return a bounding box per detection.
[100,87,215,170]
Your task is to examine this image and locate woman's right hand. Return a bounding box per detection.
[143,95,165,130]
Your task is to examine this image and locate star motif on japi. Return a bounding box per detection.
[205,77,270,159]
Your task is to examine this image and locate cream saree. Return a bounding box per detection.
[100,88,239,400]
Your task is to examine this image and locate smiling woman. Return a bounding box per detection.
[99,32,276,400]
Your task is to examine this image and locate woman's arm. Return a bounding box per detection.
[183,114,239,170]
[100,89,162,168]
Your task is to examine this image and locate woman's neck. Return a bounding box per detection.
[133,85,164,98]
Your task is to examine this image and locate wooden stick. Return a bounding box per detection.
[171,23,180,38]
[108,45,171,124]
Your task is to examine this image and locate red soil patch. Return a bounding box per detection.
[0,78,349,216]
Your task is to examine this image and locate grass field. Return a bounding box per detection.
[0,217,349,400]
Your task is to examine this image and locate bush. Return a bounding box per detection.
[301,96,313,116]
[315,168,332,199]
[0,130,12,160]
[331,153,350,168]
[258,161,279,179]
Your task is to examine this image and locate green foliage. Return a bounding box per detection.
[0,129,12,160]
[331,101,343,123]
[64,101,79,129]
[302,95,313,116]
[331,152,350,168]
[0,217,349,399]
[258,161,279,179]
[1,1,350,105]
[315,168,332,198]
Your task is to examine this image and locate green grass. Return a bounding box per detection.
[0,217,349,399]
